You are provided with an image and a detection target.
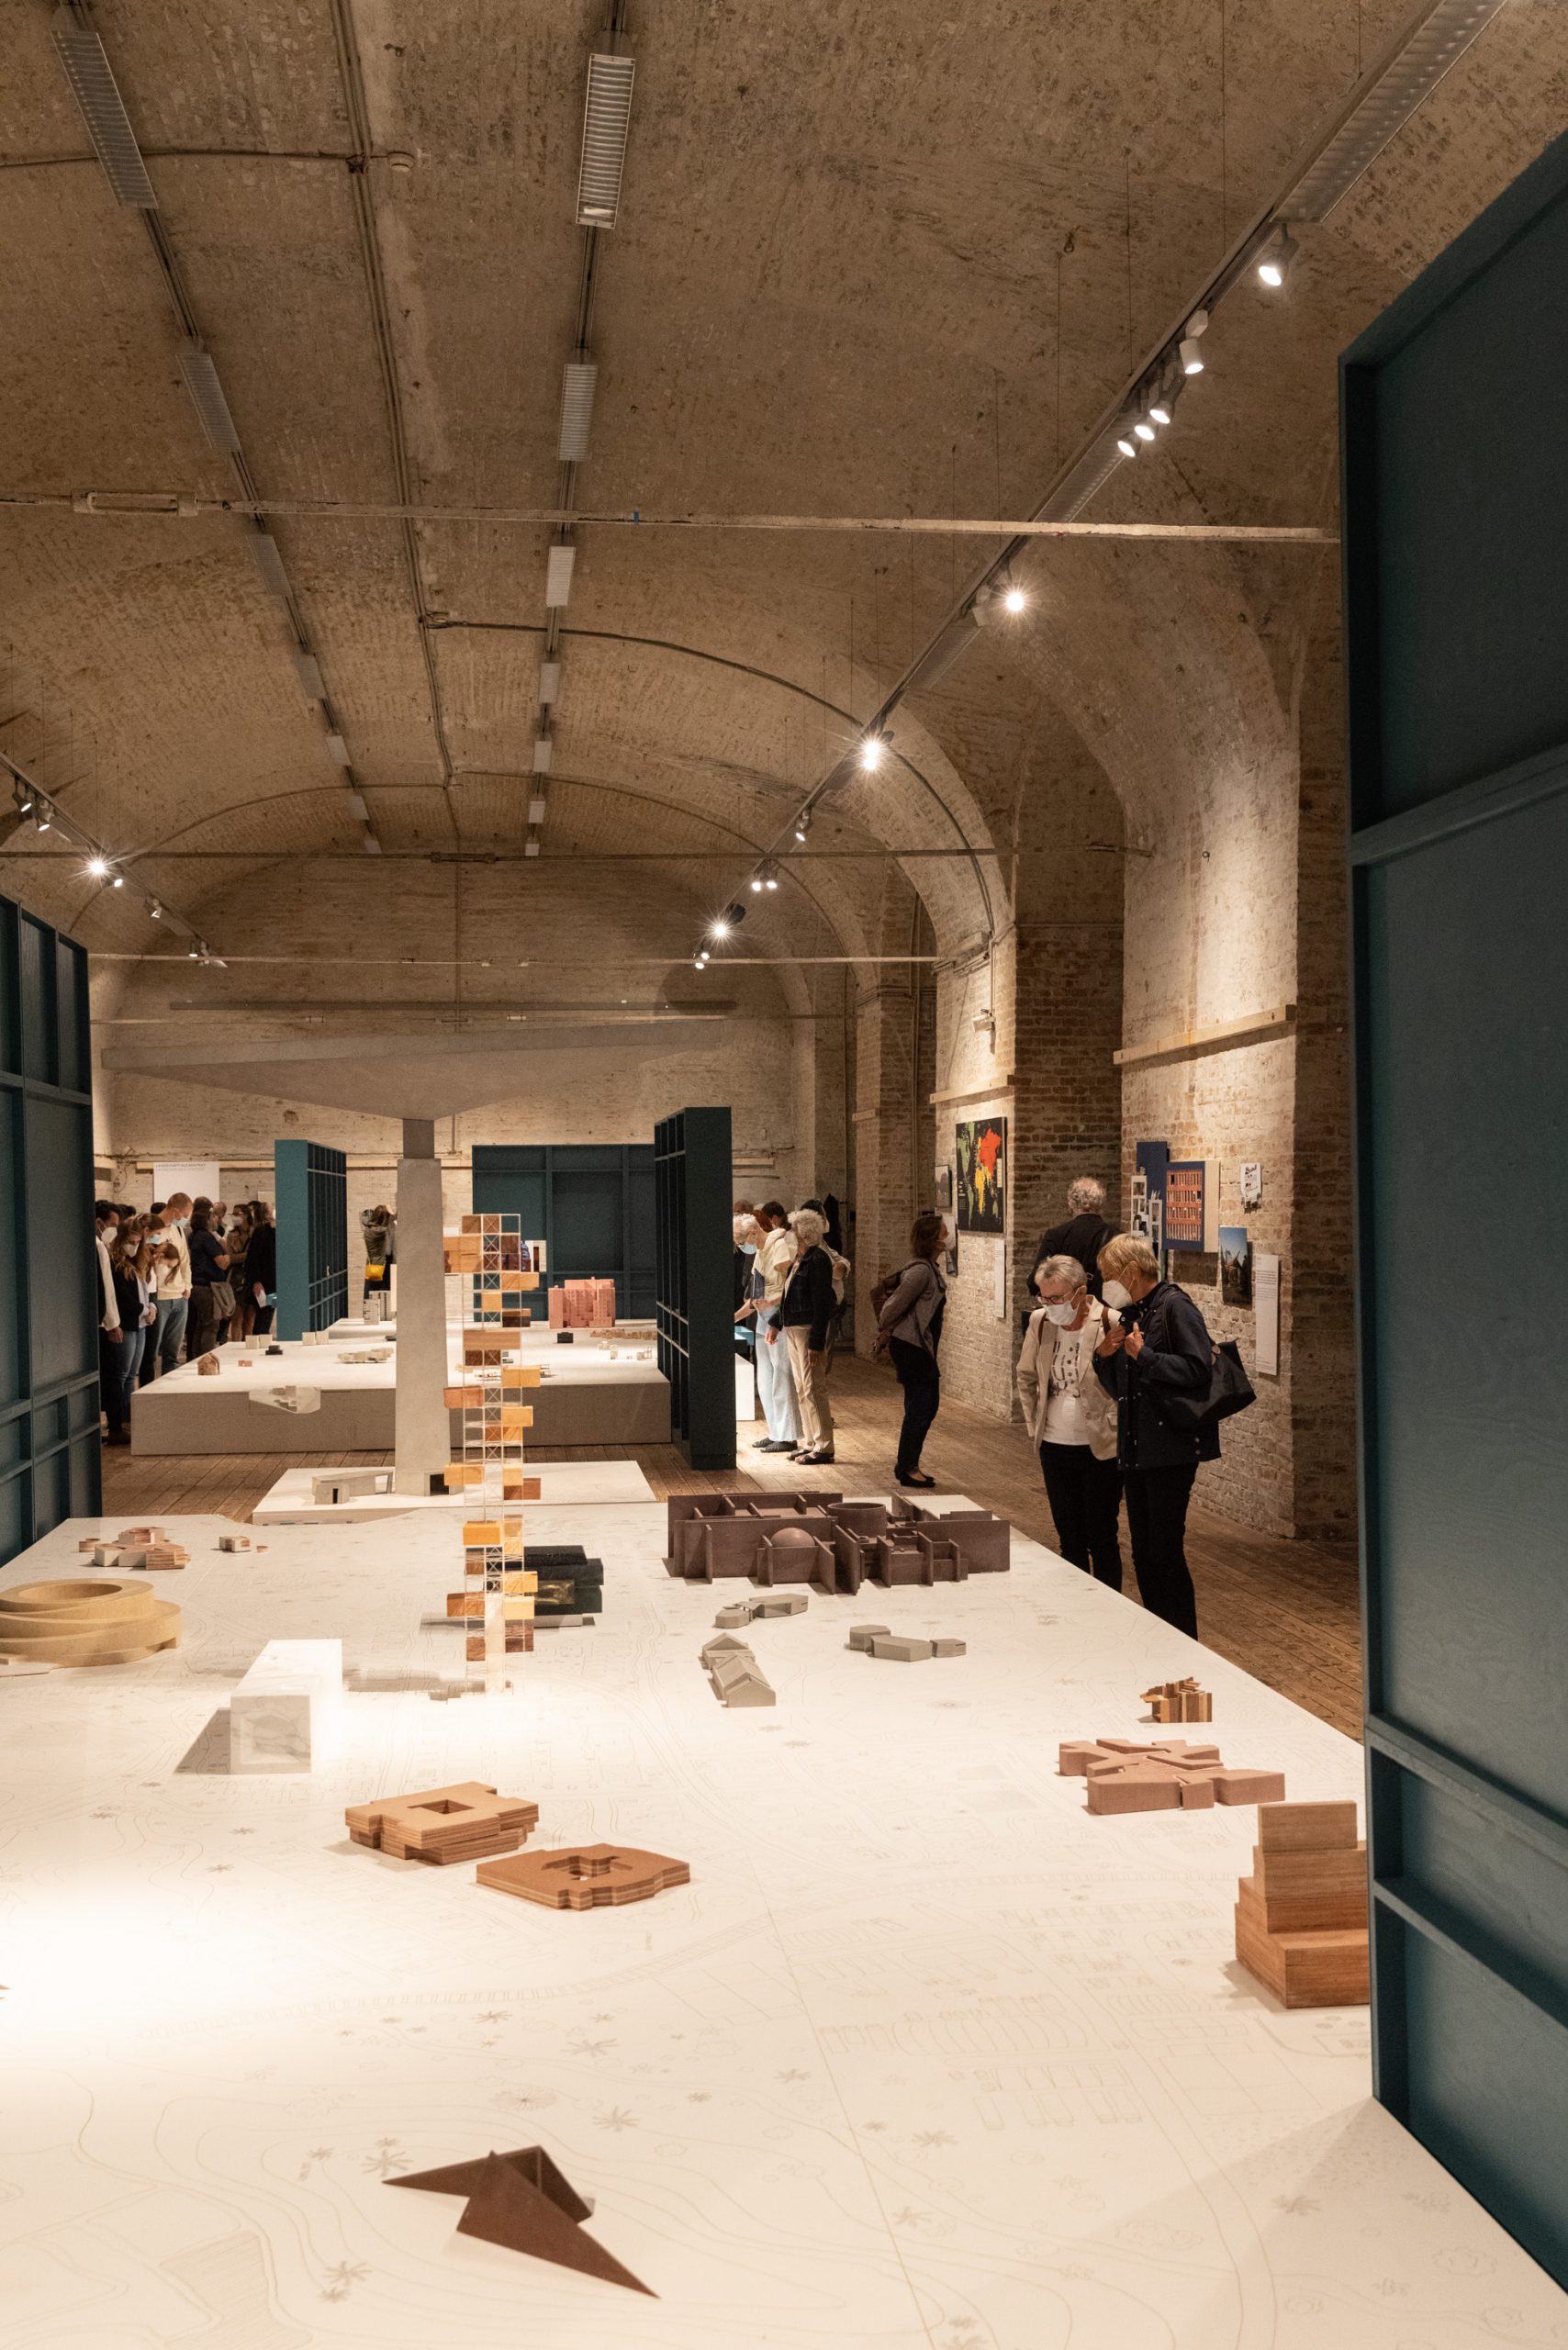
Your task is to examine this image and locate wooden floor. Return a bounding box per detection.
[103,1353,1363,1737]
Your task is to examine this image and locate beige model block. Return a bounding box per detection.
[217,1533,252,1552]
[345,1781,539,1864]
[1257,1799,1360,1852]
[0,1579,181,1666]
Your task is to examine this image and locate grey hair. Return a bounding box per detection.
[1067,1175,1106,1214]
[790,1207,826,1244]
[1036,1253,1087,1293]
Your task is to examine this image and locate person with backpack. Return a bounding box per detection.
[1092,1231,1217,1636]
[875,1211,948,1489]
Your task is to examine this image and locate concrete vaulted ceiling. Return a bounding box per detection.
[2,0,1567,1001]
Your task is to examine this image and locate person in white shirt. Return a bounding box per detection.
[1016,1252,1123,1587]
[143,1193,193,1377]
[734,1202,800,1452]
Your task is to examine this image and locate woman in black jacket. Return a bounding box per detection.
[771,1206,836,1464]
[244,1200,277,1335]
[1092,1231,1217,1636]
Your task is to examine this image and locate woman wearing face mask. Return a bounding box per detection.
[1092,1232,1217,1636]
[1016,1254,1123,1585]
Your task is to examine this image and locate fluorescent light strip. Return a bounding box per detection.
[1284,0,1509,220]
[558,361,598,461]
[576,52,635,227]
[50,5,157,207]
[290,647,326,700]
[544,544,576,608]
[177,340,241,454]
[532,736,553,774]
[246,528,292,599]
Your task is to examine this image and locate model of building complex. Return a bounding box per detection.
[442,1215,543,1693]
[548,1277,619,1329]
[78,1525,189,1571]
[346,1780,539,1863]
[666,1491,1010,1590]
[1234,1799,1370,2006]
[0,1579,181,1666]
[1059,1736,1285,1813]
[1143,1676,1214,1722]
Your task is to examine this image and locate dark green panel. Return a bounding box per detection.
[0,1089,23,1411]
[26,1097,97,1395]
[0,899,19,1073]
[471,1144,656,1315]
[553,1173,623,1271]
[53,934,89,1094]
[17,914,50,1083]
[655,1107,734,1471]
[274,1138,348,1337]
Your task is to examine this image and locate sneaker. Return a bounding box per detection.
[751,1435,775,1449]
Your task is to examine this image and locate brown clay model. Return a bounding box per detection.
[0,1579,180,1666]
[345,1780,539,1864]
[714,1593,807,1628]
[1234,1799,1370,2006]
[387,2144,653,2295]
[848,1624,965,1661]
[196,1351,221,1374]
[79,1526,191,1571]
[1142,1675,1214,1723]
[1060,1735,1285,1814]
[476,1841,690,1911]
[666,1491,1010,1588]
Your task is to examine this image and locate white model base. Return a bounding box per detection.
[252,1457,655,1521]
[229,1636,343,1772]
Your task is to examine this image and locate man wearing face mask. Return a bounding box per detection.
[1092,1231,1217,1636]
[1016,1254,1123,1585]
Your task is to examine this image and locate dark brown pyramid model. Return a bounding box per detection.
[387,2144,654,2296]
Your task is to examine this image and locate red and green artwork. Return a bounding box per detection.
[955,1117,1006,1234]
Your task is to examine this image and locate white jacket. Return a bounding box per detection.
[1017,1298,1120,1460]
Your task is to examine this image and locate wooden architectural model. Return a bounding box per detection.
[311,1468,391,1505]
[476,1841,689,1911]
[0,1578,180,1666]
[345,1780,539,1863]
[526,1545,604,1621]
[700,1633,776,1707]
[666,1491,1010,1589]
[547,1277,619,1330]
[1143,1675,1214,1723]
[79,1525,190,1571]
[230,1637,342,1773]
[1059,1736,1286,1814]
[848,1623,966,1662]
[217,1532,252,1552]
[442,1217,543,1692]
[196,1351,221,1374]
[1234,1800,1370,2006]
[387,2144,654,2295]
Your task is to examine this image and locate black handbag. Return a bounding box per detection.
[1158,1337,1256,1435]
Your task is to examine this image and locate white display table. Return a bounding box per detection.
[0,1506,1559,2345]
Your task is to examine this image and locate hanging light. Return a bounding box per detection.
[86,855,110,879]
[1148,397,1172,427]
[749,873,764,892]
[35,801,52,831]
[110,873,124,888]
[1002,581,1027,613]
[1258,229,1298,287]
[793,810,811,843]
[1180,307,1209,374]
[858,733,885,773]
[709,919,730,942]
[149,901,162,920]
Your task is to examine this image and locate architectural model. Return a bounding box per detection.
[345,1781,539,1863]
[443,1217,543,1692]
[476,1841,690,1911]
[249,1384,320,1413]
[312,1467,392,1505]
[78,1525,189,1571]
[666,1491,1010,1589]
[1235,1799,1370,2006]
[848,1624,966,1661]
[0,1579,180,1666]
[526,1545,604,1620]
[230,1637,342,1772]
[547,1277,618,1329]
[196,1351,220,1374]
[1143,1675,1214,1722]
[715,1593,807,1627]
[1060,1736,1285,1813]
[387,2144,654,2295]
[338,1346,393,1363]
[700,1632,776,1706]
[217,1533,252,1551]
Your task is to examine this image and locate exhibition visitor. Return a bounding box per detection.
[361,1203,396,1304]
[224,1206,251,1341]
[772,1204,836,1464]
[1017,1252,1123,1586]
[104,1219,156,1443]
[736,1200,800,1453]
[185,1201,231,1360]
[94,1200,121,1422]
[143,1193,192,1379]
[1030,1174,1114,1301]
[244,1199,277,1334]
[875,1210,949,1489]
[1092,1232,1217,1637]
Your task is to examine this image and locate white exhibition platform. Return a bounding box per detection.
[253,1458,655,1522]
[131,1332,672,1456]
[2,1503,1560,2345]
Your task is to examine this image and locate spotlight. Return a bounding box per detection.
[187,946,200,959]
[15,789,32,812]
[111,873,124,888]
[149,901,162,920]
[749,874,764,892]
[36,802,51,831]
[1002,582,1027,613]
[1258,229,1297,288]
[86,855,110,879]
[1180,307,1209,375]
[709,920,730,942]
[1133,415,1156,444]
[793,811,811,843]
[1115,433,1137,459]
[1148,398,1172,427]
[858,733,885,772]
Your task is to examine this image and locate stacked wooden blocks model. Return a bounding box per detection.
[442,1215,543,1692]
[345,1781,539,1864]
[477,1841,691,1910]
[0,1579,181,1666]
[547,1277,619,1330]
[1060,1736,1286,1813]
[1234,1800,1370,2006]
[79,1525,189,1571]
[1143,1675,1213,1723]
[848,1624,966,1662]
[700,1634,776,1707]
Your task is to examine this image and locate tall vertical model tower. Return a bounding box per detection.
[441,1216,544,1694]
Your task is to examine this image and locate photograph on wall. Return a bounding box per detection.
[1220,1225,1253,1306]
[934,1166,953,1212]
[954,1117,1006,1235]
[1239,1161,1263,1211]
[1129,1169,1150,1239]
[1164,1159,1207,1251]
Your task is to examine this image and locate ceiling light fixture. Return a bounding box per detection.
[149,901,162,920]
[290,647,326,700]
[708,920,730,942]
[794,810,811,842]
[1258,228,1299,287]
[528,797,546,824]
[749,874,764,893]
[50,4,158,207]
[1283,0,1508,223]
[1148,397,1172,427]
[576,51,636,227]
[177,338,242,454]
[532,735,553,774]
[1115,431,1138,459]
[246,528,292,600]
[1133,408,1157,443]
[323,732,352,768]
[544,543,576,608]
[35,802,52,832]
[86,855,110,879]
[1002,581,1027,613]
[111,872,124,887]
[558,359,598,462]
[539,659,562,704]
[858,733,887,773]
[1179,308,1209,375]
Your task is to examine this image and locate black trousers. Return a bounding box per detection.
[1122,1461,1199,1636]
[889,1337,940,1475]
[1038,1442,1123,1589]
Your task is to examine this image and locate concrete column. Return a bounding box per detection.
[393,1117,448,1494]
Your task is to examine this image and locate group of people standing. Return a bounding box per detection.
[93,1192,277,1445]
[733,1199,850,1468]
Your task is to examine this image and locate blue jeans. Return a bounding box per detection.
[105,1326,145,1433]
[754,1304,798,1442]
[140,1294,188,1383]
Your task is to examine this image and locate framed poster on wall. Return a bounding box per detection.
[1165,1158,1219,1252]
[954,1117,1005,1234]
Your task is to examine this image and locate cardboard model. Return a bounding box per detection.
[1235,1799,1370,2007]
[1143,1675,1214,1723]
[1060,1735,1285,1814]
[848,1624,966,1662]
[346,1780,539,1864]
[79,1525,190,1572]
[0,1579,180,1666]
[666,1491,1010,1590]
[700,1632,776,1707]
[387,2144,653,2296]
[476,1841,690,1911]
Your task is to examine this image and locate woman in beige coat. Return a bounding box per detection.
[1016,1252,1123,1587]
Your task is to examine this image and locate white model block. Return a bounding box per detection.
[230,1639,343,1773]
[311,1468,392,1505]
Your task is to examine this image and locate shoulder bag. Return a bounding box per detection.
[1157,1337,1256,1434]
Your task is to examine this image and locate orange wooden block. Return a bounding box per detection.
[476,1842,689,1910]
[346,1781,538,1863]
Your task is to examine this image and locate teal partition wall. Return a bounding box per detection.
[273,1138,349,1339]
[1343,128,1568,2286]
[471,1144,655,1316]
[0,887,101,1565]
[654,1106,734,1471]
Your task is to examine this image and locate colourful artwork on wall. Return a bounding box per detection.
[955,1118,1006,1234]
[1165,1159,1208,1251]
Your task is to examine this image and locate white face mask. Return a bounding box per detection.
[1102,1279,1132,1310]
[1042,1300,1078,1326]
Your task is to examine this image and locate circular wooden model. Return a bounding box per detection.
[0,1579,181,1666]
